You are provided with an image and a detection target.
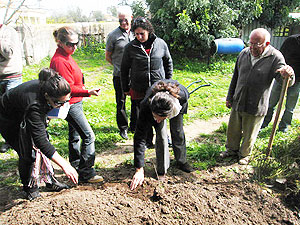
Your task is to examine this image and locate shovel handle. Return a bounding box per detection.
[265,76,290,157]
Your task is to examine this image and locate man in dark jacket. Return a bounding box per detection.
[261,33,300,132]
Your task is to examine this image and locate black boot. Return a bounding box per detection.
[23,186,41,201]
[46,176,69,192]
[177,162,195,173]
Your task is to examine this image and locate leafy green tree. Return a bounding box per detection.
[223,0,262,29]
[146,0,239,56]
[131,0,147,18]
[91,10,105,22]
[258,0,300,28]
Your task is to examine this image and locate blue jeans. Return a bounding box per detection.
[0,77,22,95]
[66,101,96,181]
[262,80,300,131]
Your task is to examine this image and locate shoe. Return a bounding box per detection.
[128,126,135,133]
[87,175,104,183]
[219,150,238,158]
[23,186,41,201]
[177,162,194,173]
[119,129,128,139]
[0,142,11,153]
[278,127,288,133]
[146,142,155,149]
[239,156,250,165]
[46,177,69,192]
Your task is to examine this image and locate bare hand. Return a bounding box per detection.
[277,65,294,79]
[130,167,144,190]
[226,100,231,108]
[62,163,78,184]
[88,88,101,96]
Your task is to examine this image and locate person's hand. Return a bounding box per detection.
[124,91,130,96]
[62,163,78,184]
[88,88,101,96]
[51,152,78,184]
[277,65,294,79]
[226,100,231,109]
[130,167,144,190]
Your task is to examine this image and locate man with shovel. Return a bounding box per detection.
[220,28,295,165]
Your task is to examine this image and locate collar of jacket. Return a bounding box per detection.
[132,33,157,48]
[56,46,70,57]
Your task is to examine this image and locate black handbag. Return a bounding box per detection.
[19,101,38,159]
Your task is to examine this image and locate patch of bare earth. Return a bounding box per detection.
[1,114,300,224]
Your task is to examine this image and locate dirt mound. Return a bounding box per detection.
[1,164,299,225]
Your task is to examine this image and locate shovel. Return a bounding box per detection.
[265,76,290,158]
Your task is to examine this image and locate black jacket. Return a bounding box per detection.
[280,34,300,82]
[121,34,173,93]
[133,79,189,168]
[0,80,56,158]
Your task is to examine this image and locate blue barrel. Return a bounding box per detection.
[210,38,244,55]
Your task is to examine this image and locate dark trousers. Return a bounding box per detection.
[133,98,154,145]
[113,76,138,131]
[0,114,34,189]
[66,101,96,181]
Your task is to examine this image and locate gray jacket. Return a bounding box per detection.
[227,46,294,116]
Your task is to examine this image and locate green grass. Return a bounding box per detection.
[1,42,300,197]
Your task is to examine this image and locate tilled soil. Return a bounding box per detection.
[1,115,300,224]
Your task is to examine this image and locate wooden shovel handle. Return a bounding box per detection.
[266,76,290,157]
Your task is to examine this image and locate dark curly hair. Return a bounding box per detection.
[150,81,180,117]
[132,16,154,35]
[39,68,71,99]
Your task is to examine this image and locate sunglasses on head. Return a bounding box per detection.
[65,42,78,47]
[135,17,146,23]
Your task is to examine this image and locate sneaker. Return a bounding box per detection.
[219,150,238,158]
[87,175,104,183]
[119,129,128,139]
[0,142,11,153]
[239,156,250,165]
[23,186,41,201]
[46,177,69,192]
[177,162,194,173]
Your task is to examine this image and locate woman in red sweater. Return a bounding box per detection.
[50,26,102,183]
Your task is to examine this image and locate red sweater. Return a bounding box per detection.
[50,47,90,104]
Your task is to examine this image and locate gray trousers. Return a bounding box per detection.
[155,113,187,174]
[226,109,264,157]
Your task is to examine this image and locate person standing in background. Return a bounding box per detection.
[105,6,135,140]
[121,17,173,148]
[221,28,295,165]
[261,33,300,132]
[0,24,23,153]
[50,26,103,184]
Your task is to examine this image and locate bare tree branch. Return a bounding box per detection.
[3,0,27,25]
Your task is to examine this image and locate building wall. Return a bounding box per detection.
[15,22,118,65]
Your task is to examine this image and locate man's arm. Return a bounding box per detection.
[105,51,113,65]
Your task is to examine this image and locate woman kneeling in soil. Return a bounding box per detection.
[0,68,78,200]
[130,80,194,190]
